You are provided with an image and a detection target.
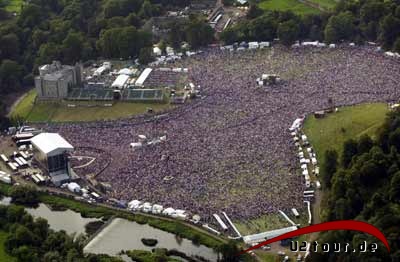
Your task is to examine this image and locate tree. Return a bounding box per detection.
[390,171,400,202]
[12,245,39,262]
[247,4,263,19]
[18,4,44,28]
[62,31,85,64]
[0,60,24,93]
[9,185,39,206]
[0,33,20,60]
[324,11,356,43]
[248,14,278,41]
[168,21,185,48]
[35,42,61,66]
[140,0,155,18]
[104,0,123,18]
[379,14,400,49]
[341,139,358,168]
[185,18,214,48]
[322,150,338,188]
[217,240,240,262]
[138,47,153,64]
[220,28,239,44]
[126,12,141,27]
[277,20,300,46]
[394,37,400,53]
[358,134,373,154]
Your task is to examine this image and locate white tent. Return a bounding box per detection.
[118,68,134,75]
[248,42,259,49]
[153,46,162,56]
[162,207,175,216]
[111,74,129,88]
[152,204,164,214]
[141,202,152,212]
[31,133,74,157]
[67,182,81,193]
[135,68,152,87]
[130,142,142,150]
[128,200,142,210]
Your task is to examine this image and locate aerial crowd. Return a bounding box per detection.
[43,45,400,223]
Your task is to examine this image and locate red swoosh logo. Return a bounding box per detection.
[238,220,390,255]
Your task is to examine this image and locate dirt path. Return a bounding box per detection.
[6,91,28,117]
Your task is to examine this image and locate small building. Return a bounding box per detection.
[31,133,74,186]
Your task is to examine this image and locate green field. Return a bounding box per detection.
[259,0,320,15]
[234,210,308,236]
[0,231,16,262]
[307,0,337,10]
[11,90,173,122]
[303,103,389,170]
[3,0,23,13]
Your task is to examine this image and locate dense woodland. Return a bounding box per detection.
[307,109,400,261]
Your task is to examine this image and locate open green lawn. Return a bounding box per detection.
[303,103,389,170]
[307,0,337,10]
[0,231,16,262]
[11,90,173,122]
[3,0,23,13]
[10,89,36,119]
[259,0,320,15]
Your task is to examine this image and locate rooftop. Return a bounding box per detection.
[31,133,74,156]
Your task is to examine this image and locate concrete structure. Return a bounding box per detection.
[35,61,82,99]
[31,133,74,186]
[243,226,298,244]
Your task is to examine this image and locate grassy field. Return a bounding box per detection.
[303,103,389,171]
[11,90,172,122]
[307,0,337,10]
[0,231,16,262]
[3,0,23,13]
[234,210,307,236]
[259,0,320,15]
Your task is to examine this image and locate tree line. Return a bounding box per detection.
[221,0,400,51]
[310,109,400,261]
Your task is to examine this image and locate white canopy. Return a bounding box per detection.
[135,68,152,87]
[31,133,73,157]
[118,68,134,75]
[112,74,129,88]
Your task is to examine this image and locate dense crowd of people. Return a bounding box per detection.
[41,45,400,222]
